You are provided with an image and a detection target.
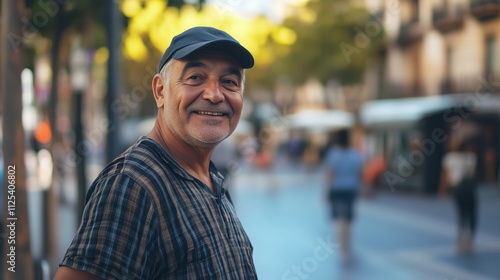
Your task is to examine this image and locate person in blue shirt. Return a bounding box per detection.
[323,129,364,265]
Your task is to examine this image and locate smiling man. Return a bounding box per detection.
[54,27,257,280]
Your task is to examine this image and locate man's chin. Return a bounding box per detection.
[190,128,231,145]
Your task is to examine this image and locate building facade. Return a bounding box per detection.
[362,0,500,193]
[364,0,499,98]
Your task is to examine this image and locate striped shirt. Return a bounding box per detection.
[60,137,257,279]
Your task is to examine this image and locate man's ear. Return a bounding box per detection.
[152,74,165,108]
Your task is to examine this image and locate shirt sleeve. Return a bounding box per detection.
[60,174,159,279]
[467,153,477,176]
[323,148,336,169]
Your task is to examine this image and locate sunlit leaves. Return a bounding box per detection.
[272,26,297,46]
[94,47,109,65]
[124,32,148,61]
[121,0,142,18]
[121,2,294,69]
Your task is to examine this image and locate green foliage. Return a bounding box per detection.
[23,0,107,47]
[169,0,206,10]
[22,0,207,53]
[275,0,385,85]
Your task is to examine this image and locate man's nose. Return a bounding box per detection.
[202,79,224,103]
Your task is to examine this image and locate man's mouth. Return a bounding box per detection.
[196,110,225,116]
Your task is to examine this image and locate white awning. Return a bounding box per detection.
[282,109,355,131]
[360,93,500,129]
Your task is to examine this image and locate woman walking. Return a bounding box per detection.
[439,139,478,254]
[323,129,364,265]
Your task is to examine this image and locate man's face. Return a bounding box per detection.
[159,52,244,147]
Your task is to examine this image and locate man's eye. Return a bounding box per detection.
[185,75,204,85]
[188,75,201,80]
[222,79,238,86]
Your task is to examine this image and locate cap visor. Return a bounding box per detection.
[172,40,254,68]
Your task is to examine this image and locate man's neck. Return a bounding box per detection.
[148,122,215,192]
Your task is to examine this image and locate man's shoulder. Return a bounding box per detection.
[96,137,171,184]
[86,138,177,203]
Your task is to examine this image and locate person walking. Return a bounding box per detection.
[323,129,364,265]
[439,138,478,254]
[54,26,257,279]
[211,134,239,190]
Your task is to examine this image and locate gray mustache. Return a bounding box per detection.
[190,103,231,114]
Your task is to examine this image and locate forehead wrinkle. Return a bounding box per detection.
[180,61,208,78]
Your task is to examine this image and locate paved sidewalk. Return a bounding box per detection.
[232,167,500,280]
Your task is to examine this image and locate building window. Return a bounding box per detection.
[485,35,496,78]
[411,0,420,23]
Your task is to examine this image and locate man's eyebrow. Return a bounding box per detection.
[180,61,207,77]
[180,60,242,81]
[225,67,242,81]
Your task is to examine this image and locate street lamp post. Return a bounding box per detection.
[70,44,89,221]
[106,0,123,163]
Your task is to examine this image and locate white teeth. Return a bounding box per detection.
[198,111,223,116]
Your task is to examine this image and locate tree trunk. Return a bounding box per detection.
[1,0,35,279]
[45,8,66,274]
[106,0,123,163]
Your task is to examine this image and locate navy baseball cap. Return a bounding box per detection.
[157,26,254,72]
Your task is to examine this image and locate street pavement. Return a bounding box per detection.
[231,166,500,280]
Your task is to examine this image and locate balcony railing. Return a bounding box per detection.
[397,21,424,47]
[470,0,500,21]
[432,6,465,33]
[386,83,425,98]
[440,76,500,94]
[384,77,500,98]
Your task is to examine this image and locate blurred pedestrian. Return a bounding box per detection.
[323,129,364,265]
[362,153,387,198]
[211,134,239,190]
[439,138,478,254]
[285,131,305,167]
[54,26,257,279]
[302,137,320,171]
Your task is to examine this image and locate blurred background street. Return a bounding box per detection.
[232,163,500,280]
